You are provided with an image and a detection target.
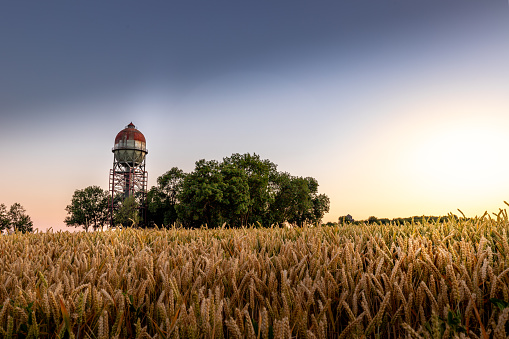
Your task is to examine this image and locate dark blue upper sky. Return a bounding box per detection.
[1,0,503,114]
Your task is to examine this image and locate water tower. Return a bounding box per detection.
[109,122,148,225]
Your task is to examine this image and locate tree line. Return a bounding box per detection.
[0,203,33,233]
[64,153,330,231]
[332,214,464,226]
[64,186,143,232]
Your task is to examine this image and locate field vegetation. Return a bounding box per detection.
[1,212,509,338]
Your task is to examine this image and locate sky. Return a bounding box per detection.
[1,1,508,231]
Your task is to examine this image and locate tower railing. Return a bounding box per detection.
[112,146,148,152]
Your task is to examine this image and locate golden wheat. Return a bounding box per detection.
[0,215,508,338]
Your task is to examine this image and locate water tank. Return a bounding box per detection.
[112,122,147,167]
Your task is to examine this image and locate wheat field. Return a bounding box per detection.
[1,214,509,338]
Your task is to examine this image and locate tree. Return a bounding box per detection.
[269,174,330,226]
[64,186,109,232]
[269,173,308,225]
[176,157,261,228]
[368,216,379,224]
[222,153,278,225]
[114,196,140,227]
[146,167,186,227]
[8,203,34,233]
[158,153,330,228]
[218,163,250,227]
[177,160,225,228]
[310,193,330,224]
[0,203,33,233]
[0,204,9,232]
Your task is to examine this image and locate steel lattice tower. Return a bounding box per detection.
[109,123,148,226]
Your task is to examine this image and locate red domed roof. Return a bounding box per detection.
[114,122,146,144]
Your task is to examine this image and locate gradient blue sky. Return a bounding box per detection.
[1,1,508,231]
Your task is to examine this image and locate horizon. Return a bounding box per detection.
[1,1,508,231]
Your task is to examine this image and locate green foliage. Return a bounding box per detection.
[424,310,466,337]
[367,216,378,224]
[146,167,186,227]
[311,193,330,224]
[0,204,10,232]
[446,309,466,334]
[149,153,330,228]
[348,215,463,226]
[268,174,329,226]
[222,153,278,225]
[16,301,37,337]
[64,186,109,232]
[391,215,460,225]
[8,203,34,233]
[176,159,223,228]
[490,298,509,310]
[218,163,250,227]
[0,202,33,233]
[115,196,140,227]
[490,298,509,335]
